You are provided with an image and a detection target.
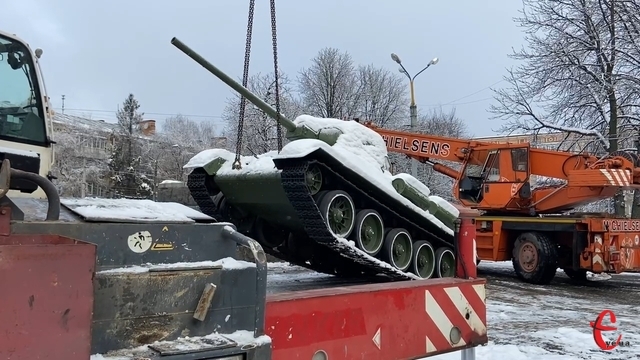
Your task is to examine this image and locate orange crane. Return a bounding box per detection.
[363,121,640,284]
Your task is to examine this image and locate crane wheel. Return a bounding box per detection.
[563,268,588,282]
[512,232,558,284]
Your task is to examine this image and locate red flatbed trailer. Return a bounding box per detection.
[0,203,486,360]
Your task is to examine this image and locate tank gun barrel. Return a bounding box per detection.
[170,37,296,132]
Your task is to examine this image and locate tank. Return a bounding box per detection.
[171,37,460,280]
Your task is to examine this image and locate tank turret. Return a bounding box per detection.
[171,37,459,281]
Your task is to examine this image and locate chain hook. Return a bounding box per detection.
[234,0,256,170]
[270,0,283,151]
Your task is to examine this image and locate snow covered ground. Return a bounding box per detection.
[268,260,640,360]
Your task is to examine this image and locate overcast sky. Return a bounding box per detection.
[5,0,525,137]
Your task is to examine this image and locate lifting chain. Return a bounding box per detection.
[233,0,256,170]
[270,0,283,151]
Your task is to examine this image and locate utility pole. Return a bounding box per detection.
[390,53,439,178]
[61,95,65,114]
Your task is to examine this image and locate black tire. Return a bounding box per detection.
[252,217,288,249]
[286,233,313,261]
[563,268,588,282]
[511,232,558,284]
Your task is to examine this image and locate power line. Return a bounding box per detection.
[442,80,505,105]
[422,97,495,108]
[422,79,505,107]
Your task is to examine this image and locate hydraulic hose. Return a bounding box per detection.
[10,168,60,221]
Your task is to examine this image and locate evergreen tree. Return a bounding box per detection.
[107,94,152,198]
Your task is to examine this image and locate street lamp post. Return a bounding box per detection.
[390,53,439,178]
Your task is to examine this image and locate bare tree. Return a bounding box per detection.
[356,64,408,128]
[159,115,218,149]
[222,72,302,155]
[489,0,640,215]
[138,116,220,190]
[297,48,362,118]
[389,107,468,201]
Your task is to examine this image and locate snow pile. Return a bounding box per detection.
[61,198,202,223]
[183,148,235,169]
[217,150,279,176]
[90,330,270,360]
[393,173,431,196]
[97,257,254,274]
[428,341,590,360]
[586,271,612,281]
[156,202,214,220]
[335,237,421,279]
[297,115,390,169]
[429,195,460,218]
[183,148,279,176]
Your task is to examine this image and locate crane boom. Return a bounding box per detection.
[363,121,640,215]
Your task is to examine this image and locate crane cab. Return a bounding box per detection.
[0,30,54,199]
[456,145,532,212]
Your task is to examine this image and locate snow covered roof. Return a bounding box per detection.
[52,113,160,142]
[52,113,119,134]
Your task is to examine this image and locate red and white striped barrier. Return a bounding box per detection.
[265,277,487,360]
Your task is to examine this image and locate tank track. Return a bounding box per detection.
[188,156,454,281]
[275,155,454,281]
[186,168,217,216]
[278,159,416,280]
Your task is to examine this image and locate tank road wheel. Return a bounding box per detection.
[435,247,456,278]
[410,240,436,279]
[352,209,385,256]
[319,190,356,238]
[305,165,323,195]
[382,228,413,272]
[512,232,558,285]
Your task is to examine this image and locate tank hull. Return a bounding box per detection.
[214,170,302,231]
[188,147,456,281]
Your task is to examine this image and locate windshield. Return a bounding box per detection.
[0,34,47,146]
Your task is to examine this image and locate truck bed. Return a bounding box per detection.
[266,263,374,294]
